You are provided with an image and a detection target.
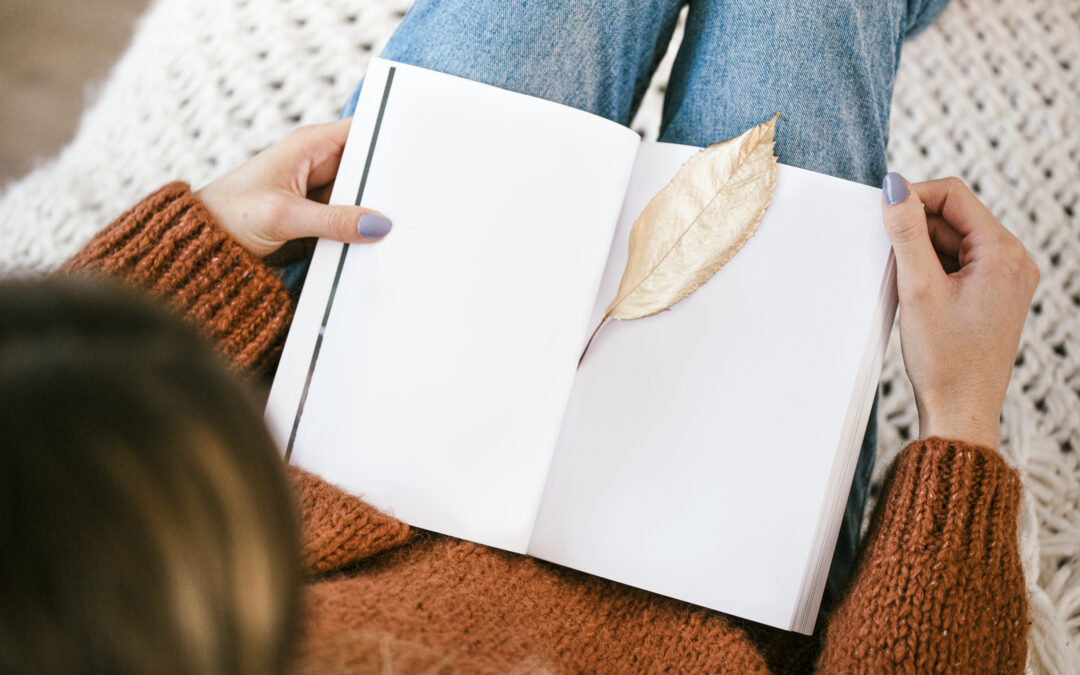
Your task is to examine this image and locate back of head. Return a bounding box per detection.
[0,277,300,675]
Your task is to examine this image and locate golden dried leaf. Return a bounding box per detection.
[607,113,779,321]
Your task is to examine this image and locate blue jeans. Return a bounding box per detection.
[343,0,949,185]
[323,0,948,604]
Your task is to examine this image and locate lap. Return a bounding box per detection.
[660,0,951,184]
[376,0,685,124]
[356,0,951,185]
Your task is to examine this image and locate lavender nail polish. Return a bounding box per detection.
[357,213,392,239]
[882,172,908,206]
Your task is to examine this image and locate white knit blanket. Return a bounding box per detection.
[1,0,1077,670]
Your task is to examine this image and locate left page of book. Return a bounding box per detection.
[266,59,641,553]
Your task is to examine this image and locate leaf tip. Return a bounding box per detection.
[757,112,780,150]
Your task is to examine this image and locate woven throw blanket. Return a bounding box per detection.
[0,0,1077,670]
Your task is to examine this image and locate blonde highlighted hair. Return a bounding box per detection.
[0,278,300,674]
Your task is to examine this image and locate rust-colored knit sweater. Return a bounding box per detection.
[63,183,1029,673]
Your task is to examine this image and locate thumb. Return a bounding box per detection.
[881,172,944,289]
[280,196,393,244]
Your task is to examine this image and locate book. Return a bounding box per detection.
[266,58,897,634]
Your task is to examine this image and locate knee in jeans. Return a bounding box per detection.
[905,0,951,38]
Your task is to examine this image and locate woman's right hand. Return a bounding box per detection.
[880,173,1039,450]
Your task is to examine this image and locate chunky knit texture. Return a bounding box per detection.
[63,185,1030,672]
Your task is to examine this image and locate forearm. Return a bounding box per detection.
[817,437,1027,672]
[61,182,294,374]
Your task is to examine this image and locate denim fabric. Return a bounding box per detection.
[321,0,951,604]
[343,0,950,186]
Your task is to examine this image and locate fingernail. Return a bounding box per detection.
[357,213,392,239]
[882,172,908,206]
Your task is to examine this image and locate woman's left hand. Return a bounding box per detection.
[196,117,392,257]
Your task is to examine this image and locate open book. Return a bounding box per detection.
[266,58,897,634]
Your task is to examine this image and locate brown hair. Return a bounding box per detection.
[0,277,300,674]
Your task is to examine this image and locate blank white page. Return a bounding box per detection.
[266,59,640,553]
[527,141,893,631]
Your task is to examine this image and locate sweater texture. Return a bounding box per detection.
[63,183,1029,673]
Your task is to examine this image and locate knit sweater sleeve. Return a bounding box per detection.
[60,182,293,374]
[289,466,412,576]
[816,437,1028,672]
[62,183,415,575]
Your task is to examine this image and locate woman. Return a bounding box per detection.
[2,0,1037,671]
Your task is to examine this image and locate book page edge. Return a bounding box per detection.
[788,249,898,634]
[264,61,394,456]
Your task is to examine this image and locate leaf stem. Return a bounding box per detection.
[578,316,608,368]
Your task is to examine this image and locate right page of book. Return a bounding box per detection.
[527,141,896,633]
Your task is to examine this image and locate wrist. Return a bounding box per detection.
[194,185,265,256]
[919,409,1001,450]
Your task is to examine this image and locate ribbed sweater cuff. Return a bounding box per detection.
[817,437,1027,672]
[288,466,412,577]
[877,436,1022,562]
[61,182,293,373]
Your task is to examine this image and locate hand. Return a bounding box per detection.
[196,118,392,257]
[881,173,1039,449]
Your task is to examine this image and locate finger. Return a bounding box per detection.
[915,177,1030,271]
[305,118,354,187]
[280,118,353,190]
[911,177,1006,241]
[926,215,964,273]
[926,214,963,257]
[278,195,392,243]
[882,172,946,287]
